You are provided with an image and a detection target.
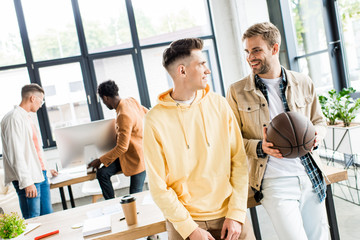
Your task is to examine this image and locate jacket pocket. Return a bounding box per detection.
[238,103,260,129]
[294,96,312,109]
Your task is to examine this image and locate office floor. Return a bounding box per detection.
[52,186,360,240]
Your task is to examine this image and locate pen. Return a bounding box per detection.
[119,212,140,221]
[34,230,59,240]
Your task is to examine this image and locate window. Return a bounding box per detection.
[0,0,26,66]
[338,0,360,90]
[78,0,132,53]
[38,63,91,136]
[43,85,56,96]
[289,0,333,94]
[0,68,31,154]
[93,55,140,119]
[132,0,212,46]
[22,0,80,61]
[0,0,222,149]
[69,81,84,92]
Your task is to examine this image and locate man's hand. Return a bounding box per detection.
[262,127,283,158]
[25,184,37,198]
[221,218,242,240]
[50,169,58,177]
[88,158,101,172]
[310,131,319,153]
[189,227,215,240]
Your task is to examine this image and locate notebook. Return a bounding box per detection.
[82,214,111,237]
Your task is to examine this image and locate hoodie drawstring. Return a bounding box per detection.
[176,103,190,149]
[199,102,210,147]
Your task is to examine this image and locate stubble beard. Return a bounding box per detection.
[252,58,271,75]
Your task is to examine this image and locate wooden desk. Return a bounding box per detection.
[25,191,166,240]
[42,166,346,240]
[50,171,122,210]
[50,172,98,210]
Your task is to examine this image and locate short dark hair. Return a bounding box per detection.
[242,22,281,48]
[97,80,119,98]
[162,38,204,70]
[21,83,44,99]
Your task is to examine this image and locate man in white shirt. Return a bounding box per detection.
[1,83,57,219]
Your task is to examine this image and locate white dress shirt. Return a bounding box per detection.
[1,106,45,189]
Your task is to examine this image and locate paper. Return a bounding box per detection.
[24,223,41,235]
[49,165,87,184]
[102,204,123,215]
[49,172,73,184]
[86,204,123,219]
[82,215,111,237]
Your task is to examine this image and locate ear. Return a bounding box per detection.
[272,43,279,55]
[177,65,186,76]
[29,95,36,103]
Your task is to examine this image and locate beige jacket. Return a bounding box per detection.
[226,68,327,191]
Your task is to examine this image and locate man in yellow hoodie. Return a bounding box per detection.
[144,38,254,240]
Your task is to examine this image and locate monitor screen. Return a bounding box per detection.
[54,119,116,168]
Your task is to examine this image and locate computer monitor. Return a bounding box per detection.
[54,119,116,168]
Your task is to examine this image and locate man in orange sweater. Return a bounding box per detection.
[88,80,148,198]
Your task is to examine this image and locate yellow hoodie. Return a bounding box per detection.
[143,85,248,239]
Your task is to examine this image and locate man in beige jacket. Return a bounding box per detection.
[227,22,329,240]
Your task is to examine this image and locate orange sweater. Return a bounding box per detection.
[100,98,148,176]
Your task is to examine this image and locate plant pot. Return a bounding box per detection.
[323,122,360,154]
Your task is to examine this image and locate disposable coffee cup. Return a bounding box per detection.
[120,195,137,226]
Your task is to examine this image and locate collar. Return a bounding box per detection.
[254,67,287,89]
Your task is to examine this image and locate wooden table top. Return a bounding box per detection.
[25,191,166,240]
[50,171,123,189]
[29,165,347,239]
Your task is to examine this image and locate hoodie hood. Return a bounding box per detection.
[157,84,210,108]
[156,84,211,149]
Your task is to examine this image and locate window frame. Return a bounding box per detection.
[267,0,349,92]
[0,0,224,152]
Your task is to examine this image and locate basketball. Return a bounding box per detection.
[266,112,316,158]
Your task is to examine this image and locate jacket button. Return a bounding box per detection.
[247,107,251,110]
[260,164,263,167]
[263,124,266,127]
[256,184,259,187]
[262,103,265,107]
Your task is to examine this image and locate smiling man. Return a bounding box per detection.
[144,38,254,240]
[226,22,328,240]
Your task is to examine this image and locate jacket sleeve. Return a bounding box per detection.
[226,85,262,159]
[225,102,249,224]
[4,118,33,189]
[100,113,133,166]
[307,77,327,142]
[143,118,198,239]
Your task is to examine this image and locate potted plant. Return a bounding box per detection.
[0,213,26,239]
[319,87,360,155]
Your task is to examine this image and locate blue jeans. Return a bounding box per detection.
[12,171,53,219]
[96,159,146,199]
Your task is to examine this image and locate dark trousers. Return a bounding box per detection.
[96,160,146,199]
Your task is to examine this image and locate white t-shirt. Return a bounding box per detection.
[260,77,307,179]
[173,93,196,105]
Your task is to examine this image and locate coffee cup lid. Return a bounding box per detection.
[120,194,136,204]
